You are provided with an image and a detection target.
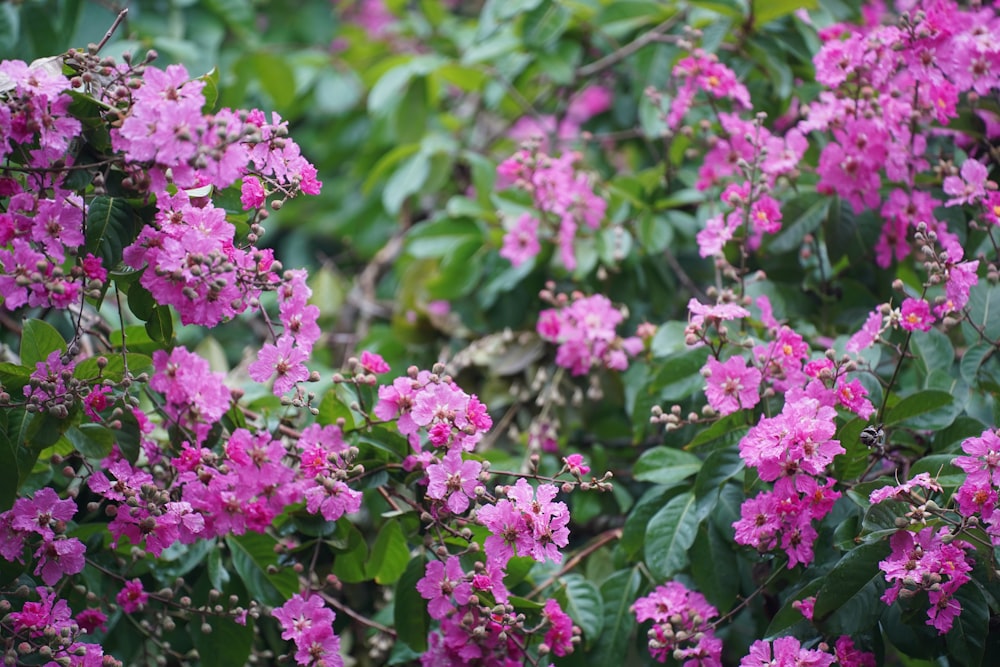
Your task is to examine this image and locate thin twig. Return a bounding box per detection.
[526,528,621,598]
[579,14,684,78]
[95,8,129,54]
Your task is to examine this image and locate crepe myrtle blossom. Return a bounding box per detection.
[633,581,722,666]
[249,334,311,395]
[272,593,343,667]
[478,478,570,567]
[537,292,643,375]
[879,527,974,633]
[416,556,472,620]
[425,449,483,514]
[702,354,762,416]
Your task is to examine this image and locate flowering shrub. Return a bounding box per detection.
[2,0,1000,666]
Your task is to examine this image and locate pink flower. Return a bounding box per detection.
[359,350,390,374]
[562,453,590,477]
[10,487,76,540]
[272,593,343,667]
[899,297,934,332]
[116,579,149,613]
[416,556,471,620]
[740,637,834,667]
[426,450,482,514]
[703,355,762,416]
[249,335,310,395]
[34,537,85,584]
[500,213,541,267]
[943,159,989,207]
[240,176,266,209]
[846,309,884,354]
[542,599,575,656]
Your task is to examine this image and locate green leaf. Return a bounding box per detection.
[26,410,74,449]
[406,217,485,258]
[367,519,409,585]
[0,3,19,53]
[634,447,703,486]
[86,196,136,270]
[0,421,19,510]
[330,520,370,583]
[393,76,428,144]
[113,408,142,464]
[20,319,66,368]
[192,615,254,667]
[686,412,750,451]
[961,342,993,382]
[394,557,430,653]
[556,574,603,648]
[383,151,430,215]
[317,385,363,429]
[65,424,114,459]
[765,578,824,638]
[0,361,31,394]
[0,408,36,494]
[965,283,1000,342]
[948,582,988,667]
[226,533,300,607]
[523,1,571,48]
[883,390,954,427]
[249,52,296,108]
[145,304,174,344]
[590,568,641,663]
[644,492,702,580]
[813,540,890,628]
[910,328,955,376]
[768,194,830,254]
[621,486,673,558]
[690,522,739,610]
[752,0,815,25]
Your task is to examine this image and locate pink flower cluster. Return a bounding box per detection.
[954,428,1000,543]
[804,2,1000,265]
[696,181,785,258]
[740,635,874,667]
[150,346,231,444]
[248,270,321,395]
[509,85,612,151]
[537,291,643,375]
[0,488,85,585]
[878,527,974,633]
[496,148,607,270]
[633,581,722,666]
[5,586,117,666]
[374,369,493,456]
[667,50,751,130]
[112,64,320,195]
[478,478,570,567]
[272,593,343,667]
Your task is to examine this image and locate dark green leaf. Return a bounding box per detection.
[590,568,641,663]
[20,319,67,368]
[883,391,953,427]
[947,582,988,667]
[145,304,174,344]
[330,520,370,583]
[192,615,254,667]
[86,196,136,270]
[0,420,19,510]
[633,446,702,485]
[910,329,955,376]
[226,533,299,607]
[645,492,702,580]
[394,557,430,653]
[113,408,142,464]
[690,522,739,611]
[765,578,824,638]
[621,486,674,558]
[65,424,114,459]
[0,361,30,394]
[961,342,994,382]
[367,519,409,585]
[813,540,891,621]
[686,412,750,451]
[383,151,430,215]
[556,574,603,648]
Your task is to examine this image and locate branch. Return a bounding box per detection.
[579,14,684,78]
[95,8,129,54]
